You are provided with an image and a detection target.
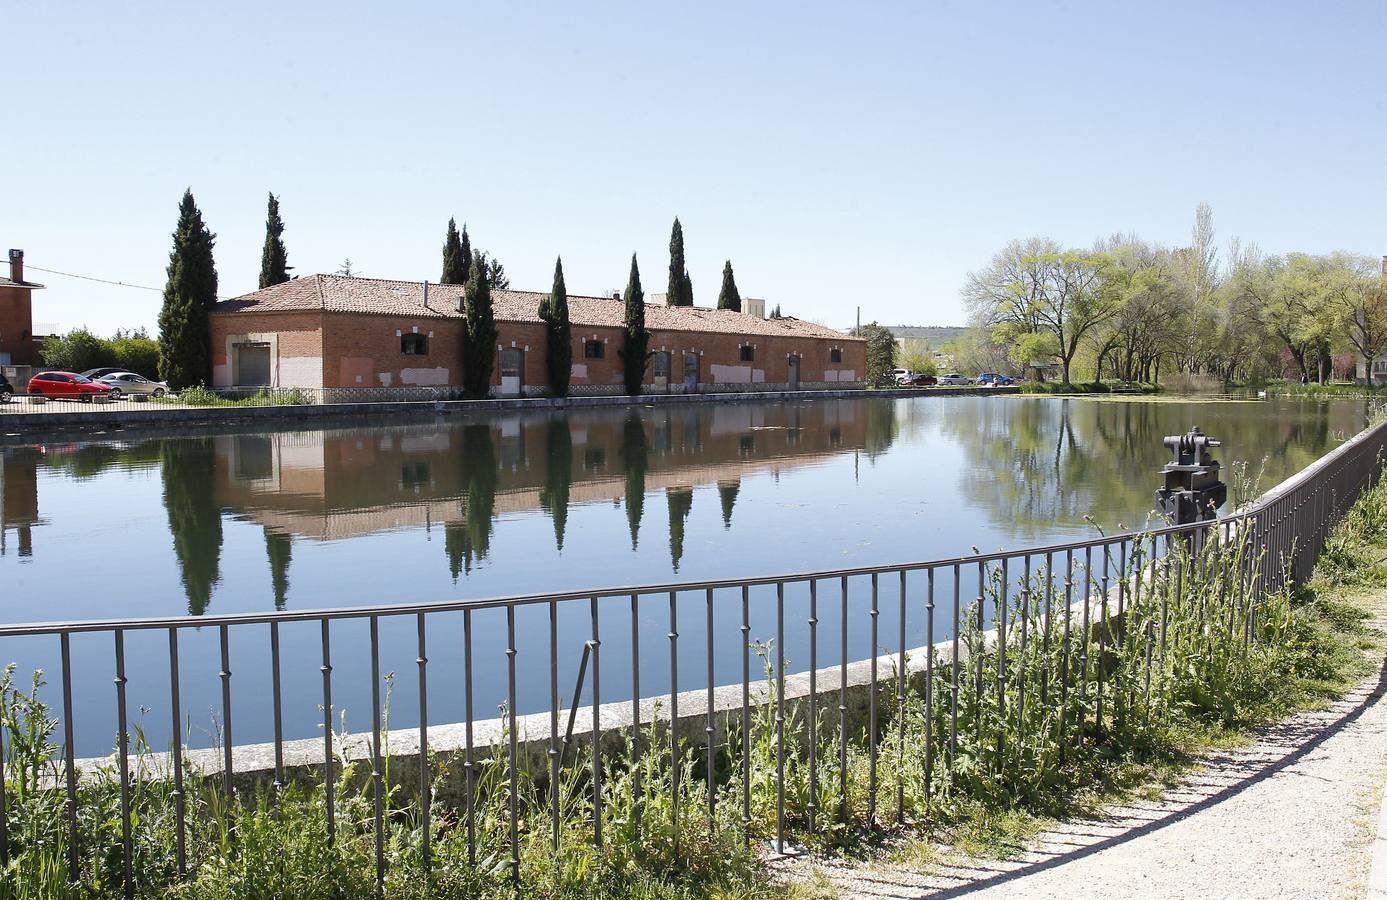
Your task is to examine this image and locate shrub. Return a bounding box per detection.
[39,327,160,377]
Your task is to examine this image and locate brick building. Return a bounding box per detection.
[209,275,864,398]
[0,250,42,367]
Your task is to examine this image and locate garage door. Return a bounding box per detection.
[237,344,272,386]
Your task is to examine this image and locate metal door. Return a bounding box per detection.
[683,352,699,389]
[788,355,800,389]
[236,343,272,386]
[500,348,524,397]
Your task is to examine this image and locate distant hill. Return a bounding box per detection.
[887,325,966,344]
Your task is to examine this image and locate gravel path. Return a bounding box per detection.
[780,630,1387,899]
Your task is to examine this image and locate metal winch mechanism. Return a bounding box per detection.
[1156,426,1227,526]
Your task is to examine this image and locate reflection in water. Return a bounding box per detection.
[717,479,739,529]
[264,527,292,611]
[161,439,223,615]
[623,412,649,551]
[667,487,694,572]
[539,418,572,552]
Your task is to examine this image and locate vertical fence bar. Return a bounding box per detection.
[463,608,476,865]
[550,600,561,852]
[167,628,186,877]
[591,596,603,848]
[1059,550,1073,760]
[897,569,907,823]
[705,587,716,832]
[949,563,960,771]
[808,579,819,832]
[219,624,233,815]
[506,605,520,884]
[1017,556,1030,739]
[369,616,385,889]
[1042,552,1053,712]
[776,580,787,851]
[839,575,849,822]
[270,621,284,796]
[924,567,936,804]
[868,571,879,827]
[996,557,1008,762]
[115,629,133,899]
[631,593,643,837]
[740,584,751,844]
[321,619,335,847]
[1096,544,1109,730]
[1079,546,1091,735]
[416,612,431,872]
[669,590,680,856]
[61,632,81,880]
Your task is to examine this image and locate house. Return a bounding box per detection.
[0,250,43,367]
[209,275,865,399]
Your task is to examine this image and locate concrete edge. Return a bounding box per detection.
[1368,778,1387,899]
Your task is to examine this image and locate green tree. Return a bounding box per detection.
[462,253,497,399]
[667,218,692,306]
[620,254,651,394]
[40,328,111,372]
[258,192,290,288]
[538,256,572,396]
[157,189,218,389]
[441,218,468,284]
[484,254,510,290]
[717,260,742,312]
[852,322,897,385]
[110,329,160,377]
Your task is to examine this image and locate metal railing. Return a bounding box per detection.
[2,418,1384,895]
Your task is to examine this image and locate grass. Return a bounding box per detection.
[1258,382,1387,400]
[1016,381,1160,395]
[153,386,318,407]
[3,476,1387,897]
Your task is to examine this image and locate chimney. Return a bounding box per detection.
[612,291,621,301]
[8,249,22,284]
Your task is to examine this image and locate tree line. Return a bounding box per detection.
[959,203,1387,385]
[156,192,751,394]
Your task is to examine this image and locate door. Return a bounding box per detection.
[683,352,699,389]
[652,351,671,391]
[500,348,524,397]
[236,343,272,386]
[788,355,800,389]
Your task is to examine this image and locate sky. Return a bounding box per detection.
[6,1,1385,336]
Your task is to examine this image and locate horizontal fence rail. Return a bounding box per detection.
[1,418,1384,895]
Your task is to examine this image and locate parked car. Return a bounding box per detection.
[902,372,936,386]
[890,368,912,384]
[27,371,114,402]
[937,373,970,385]
[95,371,169,398]
[0,372,12,403]
[80,367,126,381]
[975,373,1016,386]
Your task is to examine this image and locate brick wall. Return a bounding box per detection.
[210,310,866,393]
[0,286,35,366]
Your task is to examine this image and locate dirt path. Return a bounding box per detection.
[781,631,1387,899]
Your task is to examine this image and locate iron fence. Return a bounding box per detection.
[1,418,1384,895]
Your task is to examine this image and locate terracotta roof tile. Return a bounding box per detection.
[213,275,861,341]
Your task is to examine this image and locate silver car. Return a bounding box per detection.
[96,372,169,398]
[937,373,970,385]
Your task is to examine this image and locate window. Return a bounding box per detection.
[652,351,671,377]
[739,345,755,362]
[584,340,605,359]
[830,347,842,363]
[401,333,429,356]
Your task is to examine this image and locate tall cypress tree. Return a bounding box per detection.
[717,260,742,312]
[157,189,218,389]
[258,193,290,288]
[538,256,572,396]
[462,252,497,399]
[667,217,692,306]
[441,218,467,284]
[620,254,651,395]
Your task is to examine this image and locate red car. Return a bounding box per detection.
[27,371,115,402]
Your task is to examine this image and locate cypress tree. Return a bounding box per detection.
[157,189,218,390]
[717,260,742,312]
[668,217,692,306]
[441,218,467,284]
[462,252,497,399]
[538,256,572,396]
[619,254,651,394]
[258,193,290,288]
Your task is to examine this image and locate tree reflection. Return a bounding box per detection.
[160,438,223,615]
[717,479,739,529]
[446,424,499,579]
[264,527,292,610]
[539,417,573,552]
[621,413,649,550]
[666,487,693,572]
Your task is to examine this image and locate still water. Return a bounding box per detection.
[0,396,1368,755]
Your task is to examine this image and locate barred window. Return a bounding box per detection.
[830,347,842,363]
[739,345,755,362]
[401,334,429,356]
[584,340,605,359]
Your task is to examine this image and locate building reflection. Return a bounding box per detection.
[0,448,41,558]
[207,401,880,601]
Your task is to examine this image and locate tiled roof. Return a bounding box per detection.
[213,274,860,341]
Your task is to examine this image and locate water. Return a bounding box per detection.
[0,395,1369,755]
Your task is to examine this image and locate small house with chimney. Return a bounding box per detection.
[0,250,42,368]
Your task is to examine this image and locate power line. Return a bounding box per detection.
[25,264,165,293]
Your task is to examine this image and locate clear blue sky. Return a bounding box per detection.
[7,1,1385,336]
